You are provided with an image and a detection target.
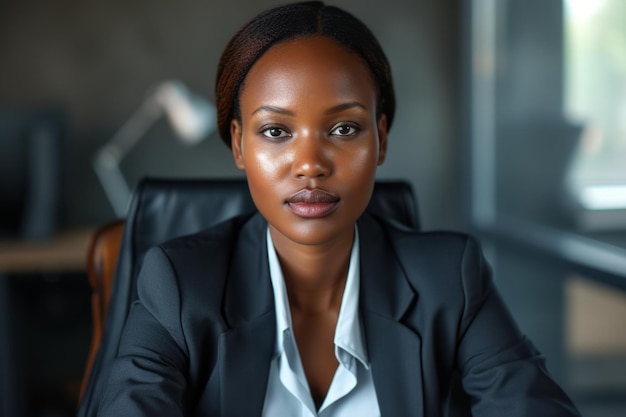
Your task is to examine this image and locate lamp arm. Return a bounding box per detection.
[93,151,132,218]
[93,96,163,217]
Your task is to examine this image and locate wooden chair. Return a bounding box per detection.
[78,219,124,402]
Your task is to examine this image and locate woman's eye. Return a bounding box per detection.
[331,124,358,136]
[261,127,290,139]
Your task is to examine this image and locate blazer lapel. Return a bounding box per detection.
[358,214,425,417]
[219,214,276,417]
[217,315,275,417]
[214,213,427,416]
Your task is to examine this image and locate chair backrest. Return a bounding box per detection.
[79,219,124,401]
[77,177,419,417]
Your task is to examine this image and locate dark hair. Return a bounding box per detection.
[215,1,395,147]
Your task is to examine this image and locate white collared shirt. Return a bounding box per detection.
[262,227,381,417]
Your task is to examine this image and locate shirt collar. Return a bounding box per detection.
[266,227,369,369]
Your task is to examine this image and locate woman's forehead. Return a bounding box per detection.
[239,35,377,110]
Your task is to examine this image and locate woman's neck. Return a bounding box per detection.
[269,225,354,313]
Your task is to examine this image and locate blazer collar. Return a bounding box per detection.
[357,213,416,320]
[219,213,275,417]
[222,212,417,323]
[358,213,425,417]
[223,213,274,326]
[221,212,417,322]
[217,212,424,417]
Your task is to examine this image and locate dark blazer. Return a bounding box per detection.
[98,212,580,417]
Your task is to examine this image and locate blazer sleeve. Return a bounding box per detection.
[98,246,190,417]
[455,237,581,417]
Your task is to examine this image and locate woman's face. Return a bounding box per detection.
[231,35,387,248]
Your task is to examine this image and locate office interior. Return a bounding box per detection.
[1,0,625,416]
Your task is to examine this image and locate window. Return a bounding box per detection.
[564,0,626,211]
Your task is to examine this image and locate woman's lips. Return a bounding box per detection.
[287,189,339,218]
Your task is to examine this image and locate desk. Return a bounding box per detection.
[0,228,95,274]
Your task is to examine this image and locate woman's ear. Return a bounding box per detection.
[376,114,388,165]
[230,119,245,170]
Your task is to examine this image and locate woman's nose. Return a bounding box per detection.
[291,136,332,179]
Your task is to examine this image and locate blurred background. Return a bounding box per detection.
[0,0,624,416]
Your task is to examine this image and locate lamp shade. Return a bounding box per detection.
[153,80,216,145]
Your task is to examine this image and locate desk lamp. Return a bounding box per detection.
[93,80,216,217]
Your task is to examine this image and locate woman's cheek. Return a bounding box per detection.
[254,149,278,177]
[347,146,378,176]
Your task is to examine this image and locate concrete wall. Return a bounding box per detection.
[0,0,462,230]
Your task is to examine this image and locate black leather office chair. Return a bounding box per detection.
[78,177,422,416]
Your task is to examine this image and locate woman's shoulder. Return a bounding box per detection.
[157,211,260,254]
[369,213,479,257]
[368,214,490,298]
[141,211,264,290]
[136,212,265,315]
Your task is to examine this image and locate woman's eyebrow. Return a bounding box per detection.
[325,101,367,115]
[251,102,368,117]
[251,105,295,116]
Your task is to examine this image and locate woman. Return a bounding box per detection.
[98,2,581,416]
